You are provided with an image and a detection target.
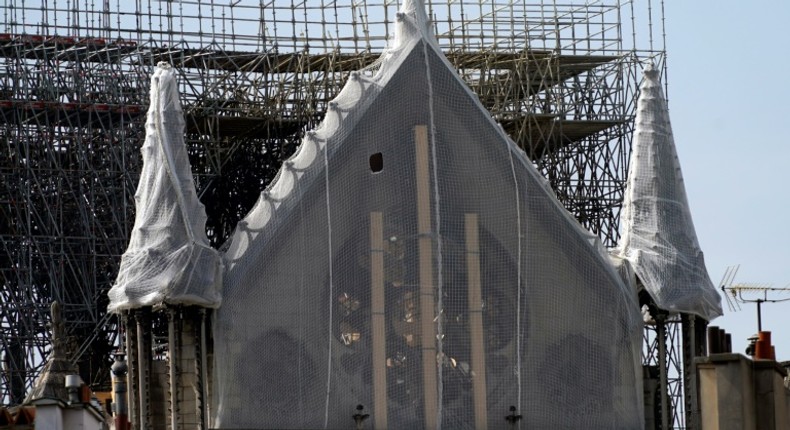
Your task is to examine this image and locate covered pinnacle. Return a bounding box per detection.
[617,62,722,321]
[108,62,222,312]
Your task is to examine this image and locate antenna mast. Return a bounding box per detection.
[721,266,790,331]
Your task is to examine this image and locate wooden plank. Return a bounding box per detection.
[465,213,488,429]
[370,211,387,429]
[415,124,438,430]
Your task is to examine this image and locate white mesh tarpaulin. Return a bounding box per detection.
[108,63,222,312]
[616,64,722,321]
[213,2,642,428]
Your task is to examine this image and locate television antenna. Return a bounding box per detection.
[720,265,790,332]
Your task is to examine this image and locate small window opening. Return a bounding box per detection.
[369,152,383,173]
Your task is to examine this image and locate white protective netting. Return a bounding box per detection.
[108,63,222,312]
[616,64,722,321]
[213,2,643,428]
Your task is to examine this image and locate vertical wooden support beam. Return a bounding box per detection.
[168,308,179,430]
[198,309,209,430]
[415,124,438,430]
[136,310,150,429]
[370,211,387,429]
[656,315,670,430]
[465,214,488,429]
[683,314,707,430]
[125,312,139,430]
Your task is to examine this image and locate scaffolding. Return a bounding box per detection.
[641,301,709,430]
[1,0,673,417]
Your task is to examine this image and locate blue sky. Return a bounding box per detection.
[664,1,790,359]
